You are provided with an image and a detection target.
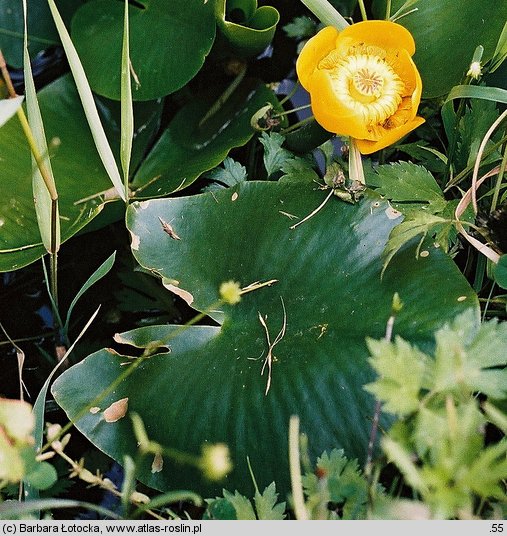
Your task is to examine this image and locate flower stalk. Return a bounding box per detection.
[348,138,366,184]
[300,0,349,31]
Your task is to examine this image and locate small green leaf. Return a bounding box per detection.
[367,162,447,215]
[203,497,237,520]
[64,251,116,334]
[222,490,257,520]
[283,16,316,39]
[445,85,507,106]
[365,337,430,416]
[432,312,507,398]
[279,156,319,184]
[494,255,507,289]
[396,142,447,174]
[23,461,57,491]
[302,449,370,520]
[254,482,286,520]
[382,212,449,276]
[259,131,293,178]
[462,441,507,499]
[206,157,247,187]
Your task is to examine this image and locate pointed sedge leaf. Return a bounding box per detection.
[445,85,507,106]
[52,183,477,496]
[64,251,116,333]
[0,96,24,127]
[23,0,60,254]
[46,0,126,202]
[120,0,133,196]
[491,20,507,72]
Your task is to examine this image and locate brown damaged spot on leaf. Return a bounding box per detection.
[162,280,194,306]
[129,230,140,251]
[103,398,129,423]
[105,348,122,356]
[158,217,181,240]
[113,333,130,345]
[89,407,101,414]
[151,452,164,473]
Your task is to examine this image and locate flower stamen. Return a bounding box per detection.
[353,68,383,97]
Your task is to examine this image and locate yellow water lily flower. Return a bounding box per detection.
[296,20,424,154]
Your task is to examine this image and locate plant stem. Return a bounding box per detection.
[288,415,308,520]
[276,104,312,117]
[300,0,349,30]
[490,135,507,213]
[365,294,400,485]
[471,108,507,214]
[278,81,301,106]
[279,115,315,135]
[348,137,366,184]
[385,0,392,19]
[358,0,368,20]
[50,242,58,311]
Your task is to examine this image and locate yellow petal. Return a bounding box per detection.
[296,26,339,91]
[389,48,422,102]
[309,69,371,139]
[355,116,425,154]
[337,20,416,57]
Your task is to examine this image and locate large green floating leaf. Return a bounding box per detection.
[70,0,216,101]
[0,75,161,272]
[372,0,507,98]
[52,181,477,495]
[0,0,84,68]
[131,79,282,198]
[215,0,280,57]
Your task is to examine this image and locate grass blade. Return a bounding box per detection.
[121,0,134,198]
[445,84,507,105]
[23,0,60,255]
[46,0,127,202]
[63,251,116,334]
[25,306,101,505]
